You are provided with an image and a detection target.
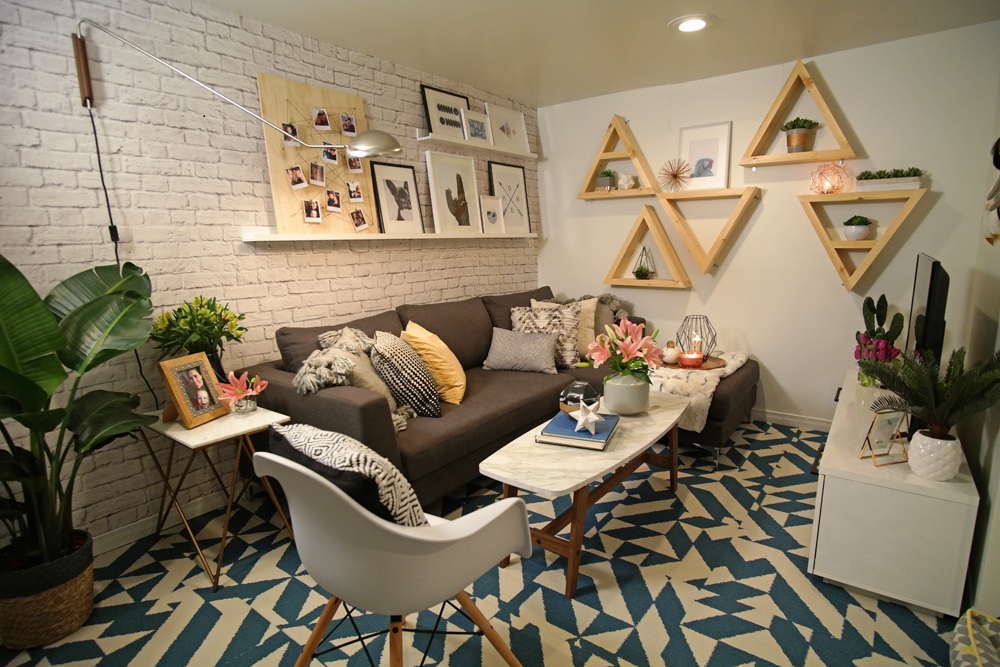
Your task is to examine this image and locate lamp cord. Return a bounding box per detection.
[86,101,159,410]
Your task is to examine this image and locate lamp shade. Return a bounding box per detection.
[676,315,717,357]
[346,130,402,158]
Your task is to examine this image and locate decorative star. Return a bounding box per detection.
[569,400,605,435]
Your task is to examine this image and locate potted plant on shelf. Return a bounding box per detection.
[595,168,617,192]
[842,215,873,241]
[855,167,924,192]
[0,254,157,649]
[854,293,903,387]
[859,347,1000,481]
[150,296,247,382]
[779,117,820,153]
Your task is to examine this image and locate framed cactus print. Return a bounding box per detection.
[425,151,482,235]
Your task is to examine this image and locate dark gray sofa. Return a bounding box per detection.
[243,286,759,503]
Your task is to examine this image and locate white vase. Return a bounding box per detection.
[908,430,962,481]
[843,224,870,241]
[603,374,649,415]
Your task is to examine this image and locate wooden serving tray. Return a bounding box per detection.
[662,355,726,371]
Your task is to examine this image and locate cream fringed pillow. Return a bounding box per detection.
[511,304,581,368]
[532,297,598,357]
[401,321,467,405]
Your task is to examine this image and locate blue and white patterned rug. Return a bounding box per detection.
[2,422,955,666]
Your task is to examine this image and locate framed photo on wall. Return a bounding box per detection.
[479,195,505,236]
[421,84,470,142]
[488,161,529,234]
[425,151,482,235]
[484,103,530,154]
[159,353,230,429]
[679,121,731,190]
[370,161,424,235]
[461,109,493,146]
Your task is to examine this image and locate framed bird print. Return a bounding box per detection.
[488,161,529,234]
[679,121,731,190]
[425,151,482,235]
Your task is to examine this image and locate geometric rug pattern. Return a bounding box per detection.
[1,422,956,666]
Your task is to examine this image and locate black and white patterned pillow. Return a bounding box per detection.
[370,331,442,418]
[272,423,428,527]
[511,303,581,368]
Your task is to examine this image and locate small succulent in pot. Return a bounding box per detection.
[843,215,872,240]
[780,117,820,152]
[843,215,872,226]
[779,117,821,131]
[595,168,617,192]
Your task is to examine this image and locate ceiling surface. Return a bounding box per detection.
[196,0,1000,108]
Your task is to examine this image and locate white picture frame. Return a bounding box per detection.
[425,151,482,235]
[479,195,505,236]
[484,103,530,154]
[679,121,731,190]
[488,161,529,234]
[461,109,493,146]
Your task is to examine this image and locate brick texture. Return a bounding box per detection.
[0,0,540,542]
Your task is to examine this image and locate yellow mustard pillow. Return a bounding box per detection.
[401,321,467,405]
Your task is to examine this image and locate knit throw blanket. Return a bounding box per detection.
[650,351,748,433]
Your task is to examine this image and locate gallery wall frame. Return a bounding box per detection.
[679,121,731,190]
[370,161,424,235]
[425,151,482,235]
[421,84,470,142]
[485,103,530,154]
[479,195,505,236]
[488,161,530,234]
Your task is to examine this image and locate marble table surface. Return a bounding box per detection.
[480,393,689,498]
[145,407,290,450]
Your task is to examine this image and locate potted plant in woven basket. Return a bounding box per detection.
[0,254,157,649]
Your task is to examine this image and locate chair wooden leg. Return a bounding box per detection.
[296,595,341,667]
[389,615,404,667]
[455,591,522,667]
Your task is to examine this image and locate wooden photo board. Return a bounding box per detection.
[257,73,378,235]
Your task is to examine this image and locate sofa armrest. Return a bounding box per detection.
[240,360,403,470]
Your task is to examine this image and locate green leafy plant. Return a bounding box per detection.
[843,215,872,226]
[856,167,923,180]
[856,294,904,346]
[598,169,616,178]
[859,348,1000,439]
[0,255,157,566]
[150,296,247,358]
[780,117,820,131]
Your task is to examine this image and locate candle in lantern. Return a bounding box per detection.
[678,352,704,368]
[692,334,703,355]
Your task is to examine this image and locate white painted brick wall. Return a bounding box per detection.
[0,0,540,543]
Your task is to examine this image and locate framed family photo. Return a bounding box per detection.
[421,84,469,142]
[861,411,909,467]
[370,162,424,235]
[425,151,482,235]
[679,121,731,190]
[160,353,229,429]
[484,103,530,154]
[488,161,529,234]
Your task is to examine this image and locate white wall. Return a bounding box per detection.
[538,23,1000,427]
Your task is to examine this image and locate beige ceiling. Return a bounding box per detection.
[197,0,1000,107]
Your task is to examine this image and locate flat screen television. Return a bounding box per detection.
[904,253,949,364]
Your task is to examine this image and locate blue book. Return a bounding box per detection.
[535,410,621,450]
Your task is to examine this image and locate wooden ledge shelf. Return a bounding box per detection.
[241,227,537,243]
[415,130,538,160]
[579,188,658,201]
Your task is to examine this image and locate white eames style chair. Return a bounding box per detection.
[253,452,533,667]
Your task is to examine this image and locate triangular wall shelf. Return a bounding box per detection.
[798,189,927,291]
[740,60,857,167]
[656,187,762,273]
[578,115,659,200]
[605,205,690,289]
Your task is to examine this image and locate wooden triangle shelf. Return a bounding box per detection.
[798,189,927,291]
[578,115,659,200]
[605,205,690,289]
[740,60,857,167]
[656,187,762,273]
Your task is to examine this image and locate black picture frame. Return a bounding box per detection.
[370,161,424,235]
[488,161,530,233]
[420,84,470,141]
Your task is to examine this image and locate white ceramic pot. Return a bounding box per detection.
[843,224,870,241]
[603,374,649,415]
[908,430,962,481]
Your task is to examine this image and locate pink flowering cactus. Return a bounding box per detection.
[854,333,901,362]
[216,371,269,405]
[583,317,664,383]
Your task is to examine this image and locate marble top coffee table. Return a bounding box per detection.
[479,392,689,598]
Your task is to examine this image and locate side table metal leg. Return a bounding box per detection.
[241,436,295,541]
[213,437,246,592]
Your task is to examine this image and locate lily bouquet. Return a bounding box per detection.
[582,317,664,383]
[217,371,269,406]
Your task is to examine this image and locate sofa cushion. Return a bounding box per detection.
[371,331,441,418]
[270,424,427,527]
[401,321,467,404]
[511,304,581,367]
[481,286,555,330]
[276,310,403,373]
[396,297,493,369]
[483,327,558,374]
[532,297,598,357]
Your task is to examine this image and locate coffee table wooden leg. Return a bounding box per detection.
[500,484,518,567]
[564,486,589,598]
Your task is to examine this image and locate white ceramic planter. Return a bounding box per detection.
[843,225,870,241]
[908,430,962,481]
[855,176,922,192]
[603,374,649,415]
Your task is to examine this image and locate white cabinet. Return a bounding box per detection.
[808,370,979,616]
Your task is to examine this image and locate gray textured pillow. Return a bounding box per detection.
[483,327,558,374]
[371,331,442,418]
[511,304,581,368]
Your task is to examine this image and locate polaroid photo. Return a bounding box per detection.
[286,164,308,191]
[281,122,298,146]
[347,181,363,203]
[326,189,342,212]
[347,156,363,174]
[351,209,369,232]
[313,107,331,131]
[321,143,339,165]
[304,199,322,223]
[309,162,326,186]
[341,113,357,137]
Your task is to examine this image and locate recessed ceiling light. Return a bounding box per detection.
[669,15,713,32]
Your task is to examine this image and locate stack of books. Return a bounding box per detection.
[534,410,621,450]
